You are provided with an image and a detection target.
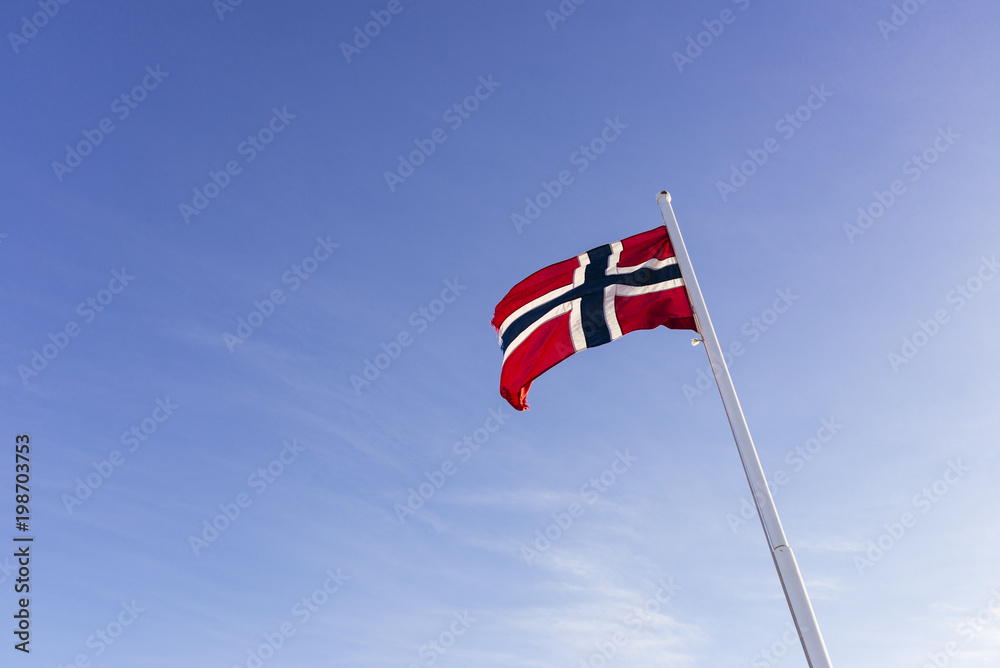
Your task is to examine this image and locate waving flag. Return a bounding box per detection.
[491,226,697,411]
[488,193,834,665]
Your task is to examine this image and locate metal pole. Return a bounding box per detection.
[656,191,833,667]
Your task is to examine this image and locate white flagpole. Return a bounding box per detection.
[656,191,833,667]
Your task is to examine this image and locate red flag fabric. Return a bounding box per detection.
[491,226,697,411]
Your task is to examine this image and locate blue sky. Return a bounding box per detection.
[2,1,1000,666]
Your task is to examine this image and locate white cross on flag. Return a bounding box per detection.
[491,226,697,410]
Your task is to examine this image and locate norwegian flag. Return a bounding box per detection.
[492,226,697,411]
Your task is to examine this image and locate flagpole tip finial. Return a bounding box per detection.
[657,190,671,205]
